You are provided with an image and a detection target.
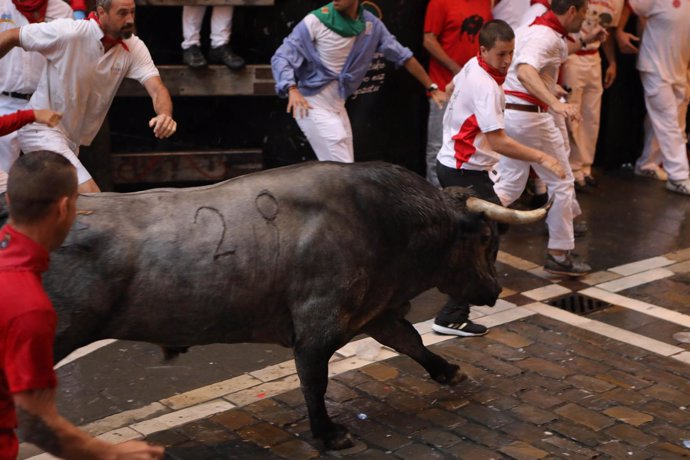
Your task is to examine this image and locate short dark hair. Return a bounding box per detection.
[479,20,515,50]
[7,151,77,224]
[97,0,113,11]
[551,0,586,15]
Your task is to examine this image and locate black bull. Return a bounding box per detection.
[0,161,547,449]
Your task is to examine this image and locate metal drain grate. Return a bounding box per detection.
[547,293,612,316]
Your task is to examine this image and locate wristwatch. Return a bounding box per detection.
[428,83,439,92]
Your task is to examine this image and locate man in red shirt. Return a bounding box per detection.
[0,151,164,460]
[423,0,493,188]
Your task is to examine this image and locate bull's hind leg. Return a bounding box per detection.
[362,311,466,385]
[293,343,355,450]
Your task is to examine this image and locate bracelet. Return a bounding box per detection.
[579,37,587,49]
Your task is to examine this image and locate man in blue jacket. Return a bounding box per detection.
[272,0,447,162]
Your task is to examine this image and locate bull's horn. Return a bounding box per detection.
[466,196,553,224]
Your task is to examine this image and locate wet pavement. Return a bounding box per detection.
[19,167,690,459]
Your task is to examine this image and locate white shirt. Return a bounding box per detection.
[492,0,531,30]
[630,0,690,85]
[0,0,72,93]
[519,4,548,28]
[302,14,356,106]
[19,18,159,146]
[437,57,504,171]
[504,24,568,104]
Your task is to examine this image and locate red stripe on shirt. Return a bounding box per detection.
[452,114,480,169]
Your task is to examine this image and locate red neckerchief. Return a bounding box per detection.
[530,10,574,42]
[530,0,550,8]
[476,52,506,85]
[0,225,49,273]
[88,11,130,52]
[12,0,48,23]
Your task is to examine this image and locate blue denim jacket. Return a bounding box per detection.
[271,10,413,99]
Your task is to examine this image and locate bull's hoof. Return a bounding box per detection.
[432,364,467,386]
[324,432,355,450]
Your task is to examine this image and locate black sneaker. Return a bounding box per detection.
[209,45,246,70]
[544,252,591,277]
[182,45,207,69]
[432,319,488,337]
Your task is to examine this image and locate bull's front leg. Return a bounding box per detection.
[362,310,466,385]
[293,344,355,450]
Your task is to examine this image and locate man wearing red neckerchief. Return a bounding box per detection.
[0,0,71,193]
[0,152,164,459]
[423,0,492,188]
[432,20,565,337]
[493,0,606,277]
[0,0,177,194]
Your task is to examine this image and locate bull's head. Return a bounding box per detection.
[438,188,550,307]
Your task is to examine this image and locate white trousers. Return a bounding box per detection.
[295,89,354,163]
[638,71,690,181]
[494,110,580,251]
[18,126,92,184]
[562,53,603,177]
[181,6,234,49]
[637,72,690,173]
[0,95,27,192]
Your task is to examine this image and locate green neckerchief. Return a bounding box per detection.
[312,2,365,37]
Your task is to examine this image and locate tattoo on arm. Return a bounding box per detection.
[17,406,63,456]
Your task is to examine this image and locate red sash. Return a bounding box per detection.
[12,0,48,23]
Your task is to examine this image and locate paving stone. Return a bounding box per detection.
[548,421,609,447]
[484,343,529,361]
[559,389,601,408]
[374,408,433,435]
[360,362,400,381]
[639,400,690,426]
[641,383,690,406]
[595,440,653,459]
[498,441,549,459]
[653,441,690,457]
[445,440,506,459]
[540,435,599,458]
[501,293,537,306]
[414,427,462,448]
[332,370,371,388]
[347,420,413,451]
[456,420,514,448]
[509,404,558,425]
[647,423,690,444]
[499,421,551,443]
[594,369,655,390]
[523,342,572,361]
[417,408,467,428]
[392,443,447,459]
[175,419,235,445]
[598,387,651,406]
[269,438,320,460]
[394,375,444,396]
[518,389,564,409]
[243,399,305,427]
[356,380,395,400]
[554,403,615,431]
[210,409,257,431]
[145,429,190,446]
[435,394,471,412]
[602,406,654,426]
[478,356,524,377]
[516,358,573,380]
[459,403,516,430]
[486,329,534,348]
[273,389,305,408]
[385,391,429,414]
[325,381,358,403]
[237,422,293,447]
[605,423,658,447]
[564,374,617,393]
[436,345,488,365]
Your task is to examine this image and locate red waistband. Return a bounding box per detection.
[504,90,549,111]
[575,49,598,56]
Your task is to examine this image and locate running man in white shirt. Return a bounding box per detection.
[0,0,72,192]
[0,0,177,193]
[493,0,606,276]
[628,0,690,194]
[432,19,565,337]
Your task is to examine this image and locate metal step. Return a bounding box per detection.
[111,148,263,184]
[136,0,273,6]
[118,65,275,97]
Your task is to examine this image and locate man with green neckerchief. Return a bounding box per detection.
[271,0,447,163]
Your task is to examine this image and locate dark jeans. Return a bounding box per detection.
[435,162,501,324]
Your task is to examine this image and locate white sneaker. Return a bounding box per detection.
[666,179,690,195]
[635,164,668,181]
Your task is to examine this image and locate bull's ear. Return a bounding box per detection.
[441,186,475,214]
